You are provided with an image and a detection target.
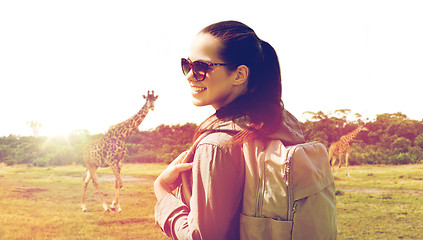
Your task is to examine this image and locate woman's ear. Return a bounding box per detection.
[233,65,249,86]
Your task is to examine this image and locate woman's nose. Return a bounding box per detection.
[186,70,197,82]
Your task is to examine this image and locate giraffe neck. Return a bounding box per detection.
[342,127,363,144]
[106,102,150,140]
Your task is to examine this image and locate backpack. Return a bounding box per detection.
[181,133,337,240]
[240,139,337,240]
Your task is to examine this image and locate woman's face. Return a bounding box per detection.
[186,33,244,110]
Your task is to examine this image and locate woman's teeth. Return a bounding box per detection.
[192,86,207,93]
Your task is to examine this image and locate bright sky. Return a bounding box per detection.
[1,0,422,137]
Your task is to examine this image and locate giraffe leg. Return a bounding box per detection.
[81,169,91,212]
[331,156,337,174]
[333,154,342,174]
[90,168,109,212]
[110,165,123,212]
[346,152,350,177]
[110,188,122,213]
[338,153,343,171]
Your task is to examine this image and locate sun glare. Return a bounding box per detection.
[38,120,76,137]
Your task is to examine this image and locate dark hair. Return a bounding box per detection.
[195,20,283,144]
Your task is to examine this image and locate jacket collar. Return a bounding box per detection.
[205,108,305,146]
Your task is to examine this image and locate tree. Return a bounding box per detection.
[2,114,421,166]
[391,137,412,153]
[415,133,423,148]
[27,121,42,137]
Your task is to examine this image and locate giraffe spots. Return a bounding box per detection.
[105,138,118,151]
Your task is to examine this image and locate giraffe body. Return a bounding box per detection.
[81,90,158,212]
[328,125,368,176]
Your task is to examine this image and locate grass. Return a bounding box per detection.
[0,163,422,239]
[334,164,423,240]
[0,163,168,240]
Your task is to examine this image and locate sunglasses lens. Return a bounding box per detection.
[192,62,208,81]
[181,58,191,76]
[181,58,208,81]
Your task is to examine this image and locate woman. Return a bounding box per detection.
[154,20,304,239]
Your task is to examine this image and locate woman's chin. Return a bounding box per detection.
[191,98,207,107]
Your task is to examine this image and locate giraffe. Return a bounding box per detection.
[328,125,368,176]
[81,90,158,212]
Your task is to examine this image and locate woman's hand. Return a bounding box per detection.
[154,151,193,200]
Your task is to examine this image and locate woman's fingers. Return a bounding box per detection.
[157,162,193,188]
[154,150,194,200]
[174,162,193,172]
[170,150,189,165]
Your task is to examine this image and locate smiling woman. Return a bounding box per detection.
[154,20,307,240]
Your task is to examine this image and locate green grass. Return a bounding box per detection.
[334,164,423,240]
[0,163,168,240]
[0,163,422,239]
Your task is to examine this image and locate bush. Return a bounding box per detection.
[5,158,17,166]
[348,145,383,165]
[391,137,412,153]
[350,149,385,165]
[387,152,417,165]
[156,150,180,164]
[346,151,361,165]
[126,151,157,163]
[414,134,423,148]
[33,156,50,167]
[408,146,423,163]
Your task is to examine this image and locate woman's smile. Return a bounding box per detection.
[191,85,207,95]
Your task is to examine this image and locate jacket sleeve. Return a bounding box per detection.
[155,141,244,240]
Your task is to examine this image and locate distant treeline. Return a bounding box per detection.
[1,111,422,166]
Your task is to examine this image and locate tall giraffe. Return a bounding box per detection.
[328,125,368,176]
[81,90,158,212]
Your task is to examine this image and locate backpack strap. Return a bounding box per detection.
[180,131,210,203]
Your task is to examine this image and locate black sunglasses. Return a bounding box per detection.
[181,58,228,81]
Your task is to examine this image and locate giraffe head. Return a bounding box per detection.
[143,90,159,111]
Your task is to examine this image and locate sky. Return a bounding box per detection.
[1,0,422,137]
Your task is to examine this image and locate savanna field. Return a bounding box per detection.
[1,163,422,240]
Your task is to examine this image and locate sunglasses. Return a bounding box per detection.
[181,58,228,81]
